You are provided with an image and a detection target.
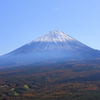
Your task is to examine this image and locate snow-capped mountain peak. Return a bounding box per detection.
[1,30,100,67]
[33,31,75,42]
[27,30,85,51]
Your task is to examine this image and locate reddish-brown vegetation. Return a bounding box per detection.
[0,60,100,100]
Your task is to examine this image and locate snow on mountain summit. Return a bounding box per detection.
[26,31,86,51]
[1,30,100,68]
[33,31,75,42]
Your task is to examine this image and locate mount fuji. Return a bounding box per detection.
[0,30,100,67]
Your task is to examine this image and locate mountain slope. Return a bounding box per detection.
[8,31,90,53]
[0,30,100,67]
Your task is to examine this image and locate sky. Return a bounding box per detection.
[0,0,100,55]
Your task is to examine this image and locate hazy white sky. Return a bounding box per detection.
[0,0,100,55]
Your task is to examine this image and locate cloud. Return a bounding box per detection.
[53,8,59,11]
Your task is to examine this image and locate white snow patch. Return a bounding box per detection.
[28,31,76,45]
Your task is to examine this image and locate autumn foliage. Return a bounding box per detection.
[0,60,100,100]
